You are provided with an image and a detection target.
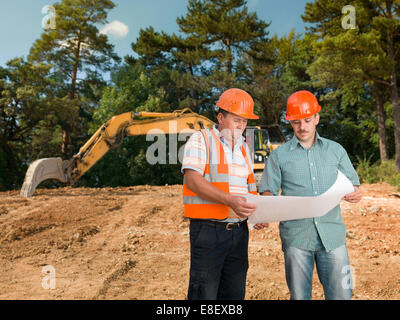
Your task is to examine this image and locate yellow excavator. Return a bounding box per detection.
[20,108,285,197]
[245,124,286,171]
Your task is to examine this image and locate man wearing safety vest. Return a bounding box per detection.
[181,88,261,300]
[259,90,362,300]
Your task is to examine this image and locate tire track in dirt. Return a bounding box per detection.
[93,259,137,299]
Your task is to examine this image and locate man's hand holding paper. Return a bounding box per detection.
[245,170,355,228]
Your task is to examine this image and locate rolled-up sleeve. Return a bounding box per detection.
[338,146,360,186]
[181,131,207,176]
[258,150,281,194]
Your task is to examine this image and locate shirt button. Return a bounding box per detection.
[312,177,316,180]
[314,191,317,195]
[310,163,313,166]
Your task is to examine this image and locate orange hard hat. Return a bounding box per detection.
[286,90,321,121]
[216,88,259,120]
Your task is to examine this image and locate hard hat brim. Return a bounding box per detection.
[217,105,259,120]
[242,113,260,120]
[285,105,321,121]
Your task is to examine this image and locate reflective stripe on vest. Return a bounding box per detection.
[183,128,258,220]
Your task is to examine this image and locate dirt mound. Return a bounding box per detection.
[0,183,399,299]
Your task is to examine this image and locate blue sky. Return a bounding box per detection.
[0,0,310,67]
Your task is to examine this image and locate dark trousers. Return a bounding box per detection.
[187,219,249,300]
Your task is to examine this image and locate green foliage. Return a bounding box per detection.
[131,0,271,116]
[0,58,55,188]
[90,64,169,130]
[81,63,186,187]
[303,0,400,170]
[29,0,119,74]
[0,147,8,191]
[176,0,270,73]
[357,159,400,191]
[4,0,400,191]
[28,0,120,159]
[80,135,186,187]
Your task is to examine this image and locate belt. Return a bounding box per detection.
[191,218,248,231]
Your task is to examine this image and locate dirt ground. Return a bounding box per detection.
[0,182,399,300]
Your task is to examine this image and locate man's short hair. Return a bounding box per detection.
[217,108,230,117]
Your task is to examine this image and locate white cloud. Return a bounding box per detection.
[99,20,129,38]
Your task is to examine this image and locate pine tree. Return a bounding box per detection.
[0,58,53,188]
[303,0,400,166]
[132,0,271,116]
[29,0,120,159]
[177,0,270,74]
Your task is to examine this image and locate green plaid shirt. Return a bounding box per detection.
[259,132,360,251]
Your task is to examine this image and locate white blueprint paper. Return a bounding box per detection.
[245,170,354,228]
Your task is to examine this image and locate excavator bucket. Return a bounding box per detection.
[20,158,69,197]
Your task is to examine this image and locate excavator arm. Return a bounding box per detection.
[20,108,215,197]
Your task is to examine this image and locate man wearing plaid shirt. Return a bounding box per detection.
[259,91,362,300]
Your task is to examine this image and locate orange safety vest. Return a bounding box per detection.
[183,129,258,220]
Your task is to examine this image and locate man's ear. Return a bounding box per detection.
[217,112,224,125]
[315,113,320,125]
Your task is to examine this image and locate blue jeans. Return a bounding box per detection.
[283,236,353,300]
[187,219,249,300]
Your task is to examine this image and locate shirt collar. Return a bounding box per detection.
[290,131,323,150]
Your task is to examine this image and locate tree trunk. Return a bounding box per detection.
[373,83,389,162]
[389,72,400,171]
[385,1,400,171]
[225,39,232,74]
[387,27,400,171]
[188,63,200,114]
[0,141,17,189]
[61,34,81,159]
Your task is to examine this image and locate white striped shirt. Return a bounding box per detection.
[181,125,253,222]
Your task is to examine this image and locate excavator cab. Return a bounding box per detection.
[254,128,270,170]
[246,125,285,169]
[245,125,286,185]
